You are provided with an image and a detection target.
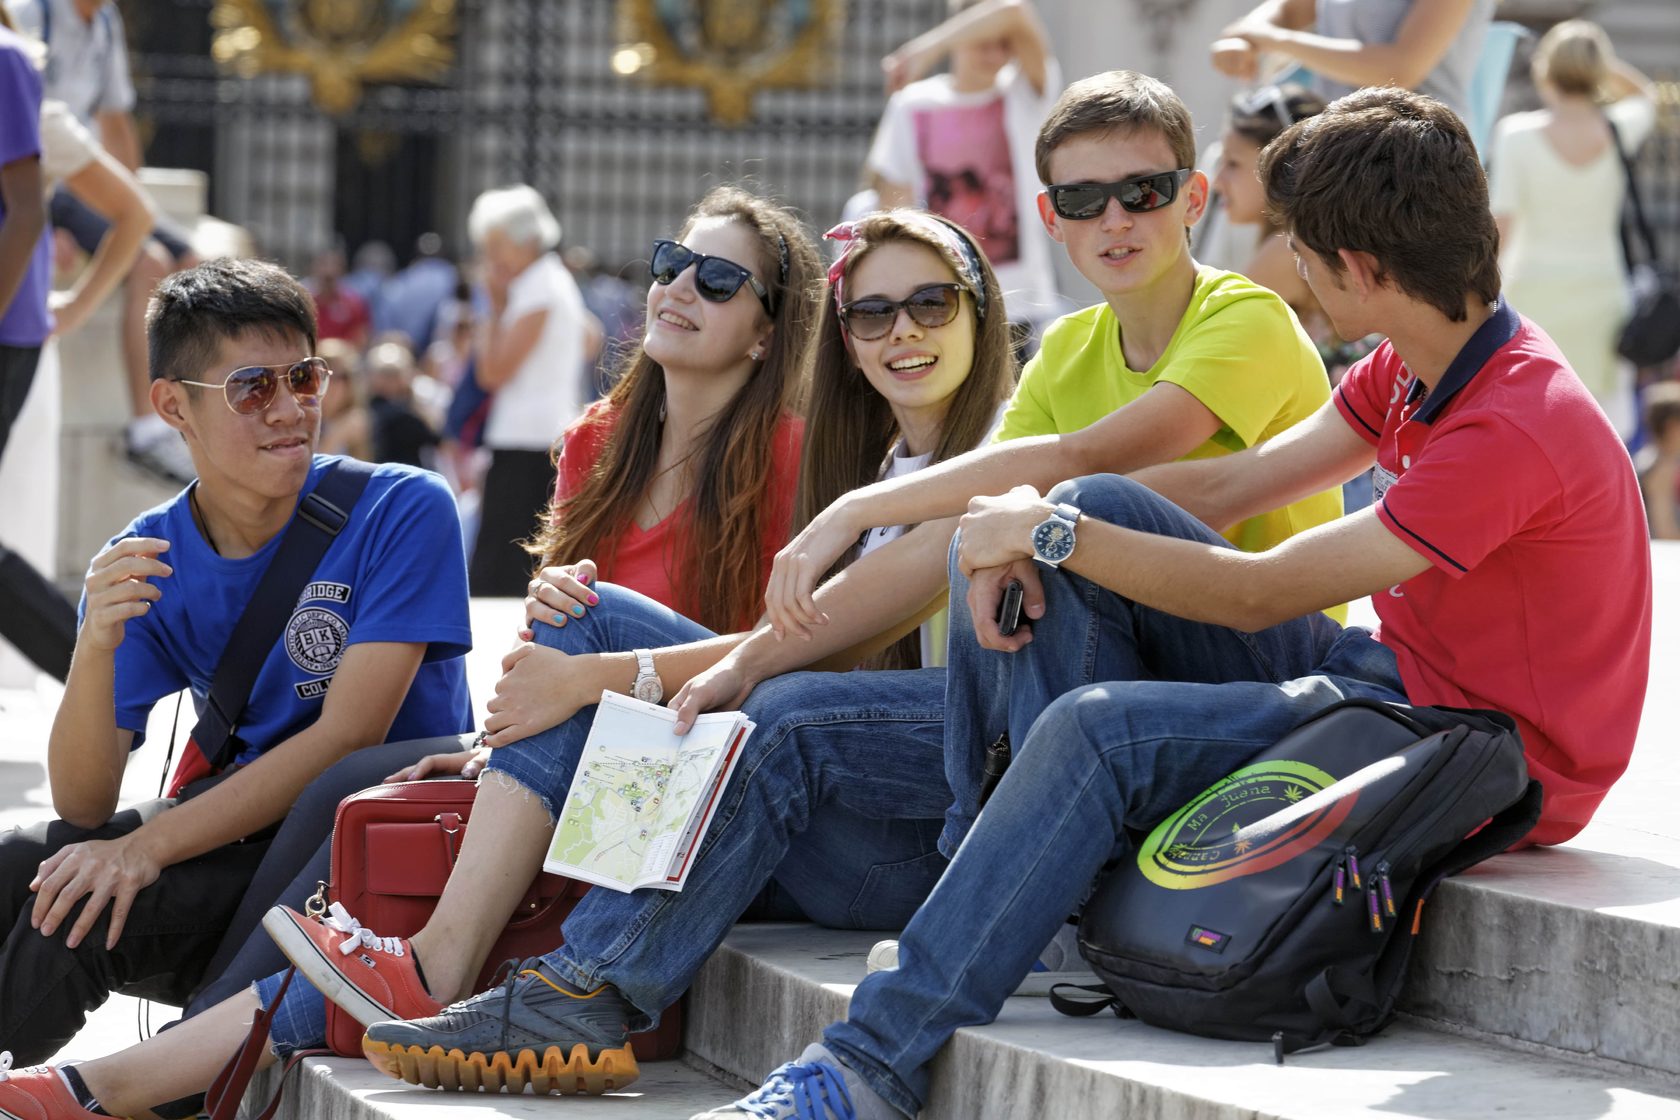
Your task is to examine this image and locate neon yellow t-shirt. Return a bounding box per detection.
[997,267,1345,616]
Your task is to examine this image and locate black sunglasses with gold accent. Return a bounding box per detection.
[651,238,775,315]
[839,283,965,341]
[174,356,332,415]
[1046,168,1193,221]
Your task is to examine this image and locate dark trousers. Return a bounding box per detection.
[0,737,471,1063]
[0,802,271,1063]
[469,447,554,597]
[0,345,75,681]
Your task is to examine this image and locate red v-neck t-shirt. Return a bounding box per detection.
[1335,303,1651,846]
[552,401,804,629]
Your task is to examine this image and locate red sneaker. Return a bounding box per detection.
[262,904,442,1028]
[0,1057,104,1120]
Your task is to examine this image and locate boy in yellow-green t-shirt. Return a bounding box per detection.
[1000,268,1341,554]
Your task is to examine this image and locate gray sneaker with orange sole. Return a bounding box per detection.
[360,961,639,1095]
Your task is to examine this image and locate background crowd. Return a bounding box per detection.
[5,0,1677,653]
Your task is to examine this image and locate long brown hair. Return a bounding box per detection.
[797,211,1016,668]
[526,187,821,633]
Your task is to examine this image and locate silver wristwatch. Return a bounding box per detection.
[631,648,663,704]
[1030,502,1081,568]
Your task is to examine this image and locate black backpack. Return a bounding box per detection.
[1053,699,1542,1059]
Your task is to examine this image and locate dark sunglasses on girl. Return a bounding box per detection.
[1046,168,1193,221]
[651,238,775,315]
[173,356,332,415]
[839,283,964,341]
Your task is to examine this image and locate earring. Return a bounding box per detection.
[658,396,667,423]
[750,348,765,361]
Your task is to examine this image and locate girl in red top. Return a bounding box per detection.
[531,186,810,634]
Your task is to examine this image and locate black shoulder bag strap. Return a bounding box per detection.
[1604,111,1661,274]
[180,460,377,785]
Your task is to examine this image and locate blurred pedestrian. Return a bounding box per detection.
[1212,0,1493,124]
[465,185,601,596]
[7,0,201,484]
[869,0,1065,335]
[1489,19,1657,438]
[365,340,439,469]
[0,13,76,679]
[1636,381,1680,540]
[305,244,371,348]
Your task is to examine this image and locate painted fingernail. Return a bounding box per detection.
[553,615,566,625]
[587,593,599,606]
[571,604,586,617]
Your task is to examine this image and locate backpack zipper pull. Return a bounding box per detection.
[1344,845,1363,891]
[1332,853,1347,906]
[1367,882,1385,933]
[1376,861,1397,918]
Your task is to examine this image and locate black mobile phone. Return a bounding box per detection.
[995,578,1025,636]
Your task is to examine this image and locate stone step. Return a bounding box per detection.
[686,924,1680,1120]
[249,1054,746,1120]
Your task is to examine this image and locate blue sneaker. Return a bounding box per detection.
[691,1042,904,1120]
[690,1055,856,1119]
[360,961,638,1095]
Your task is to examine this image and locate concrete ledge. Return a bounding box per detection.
[249,1054,739,1119]
[687,924,1680,1120]
[1403,847,1680,1077]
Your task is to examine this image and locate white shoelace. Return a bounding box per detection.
[322,901,406,958]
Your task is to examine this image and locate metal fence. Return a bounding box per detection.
[127,0,945,271]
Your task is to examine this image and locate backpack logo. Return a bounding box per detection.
[1186,924,1232,954]
[1137,759,1353,890]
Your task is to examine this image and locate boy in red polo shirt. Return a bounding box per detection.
[693,86,1650,1120]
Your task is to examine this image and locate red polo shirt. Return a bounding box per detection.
[1335,301,1652,846]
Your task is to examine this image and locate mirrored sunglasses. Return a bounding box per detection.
[651,238,775,315]
[1046,168,1194,221]
[839,283,965,341]
[175,357,332,415]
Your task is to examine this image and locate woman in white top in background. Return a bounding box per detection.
[467,184,603,595]
[1489,21,1657,438]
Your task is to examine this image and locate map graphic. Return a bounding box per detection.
[544,692,752,893]
[549,744,721,888]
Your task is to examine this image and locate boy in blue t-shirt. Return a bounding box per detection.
[0,258,474,1064]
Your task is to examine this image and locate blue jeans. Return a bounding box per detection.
[487,582,719,819]
[537,667,952,1027]
[823,474,1408,1117]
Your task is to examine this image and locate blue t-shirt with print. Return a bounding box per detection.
[84,457,474,759]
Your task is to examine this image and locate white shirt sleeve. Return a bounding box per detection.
[1486,115,1525,217]
[503,255,556,320]
[866,90,921,196]
[94,3,135,114]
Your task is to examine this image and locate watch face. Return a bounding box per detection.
[633,677,664,704]
[1033,518,1075,563]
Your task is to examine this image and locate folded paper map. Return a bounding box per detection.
[544,691,753,893]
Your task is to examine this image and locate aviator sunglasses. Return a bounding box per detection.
[174,356,332,415]
[839,283,965,341]
[651,238,775,315]
[1046,168,1194,221]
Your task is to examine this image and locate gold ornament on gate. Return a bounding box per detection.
[615,0,844,126]
[210,0,457,115]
